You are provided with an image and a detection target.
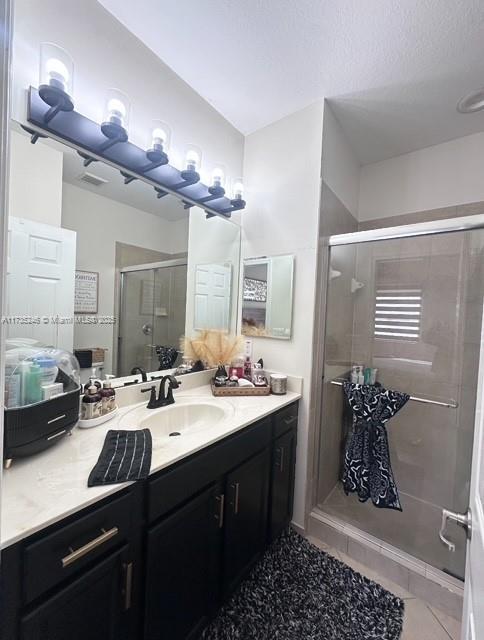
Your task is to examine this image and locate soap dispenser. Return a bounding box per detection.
[81,385,102,420]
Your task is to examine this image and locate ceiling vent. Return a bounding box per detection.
[77,172,108,187]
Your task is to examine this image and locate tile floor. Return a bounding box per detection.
[307,536,462,640]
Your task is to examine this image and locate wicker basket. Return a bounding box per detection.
[211,382,271,397]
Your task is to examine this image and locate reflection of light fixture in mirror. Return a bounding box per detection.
[146,120,170,166]
[180,145,201,183]
[457,87,484,113]
[38,43,74,124]
[100,89,130,151]
[231,178,246,209]
[208,165,226,197]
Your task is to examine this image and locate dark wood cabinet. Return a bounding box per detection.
[270,427,297,541]
[20,545,131,640]
[223,448,270,593]
[144,484,223,640]
[1,402,298,640]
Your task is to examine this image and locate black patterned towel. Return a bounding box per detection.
[88,429,152,487]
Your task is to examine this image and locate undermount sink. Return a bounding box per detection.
[119,397,233,443]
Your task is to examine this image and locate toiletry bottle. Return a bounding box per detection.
[81,385,102,420]
[27,362,43,405]
[100,380,116,415]
[84,367,102,393]
[35,356,58,386]
[18,361,32,406]
[5,354,21,408]
[243,356,252,380]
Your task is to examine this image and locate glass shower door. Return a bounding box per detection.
[317,228,484,578]
[152,264,187,368]
[118,269,157,376]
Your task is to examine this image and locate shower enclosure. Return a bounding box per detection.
[117,259,187,376]
[316,218,484,580]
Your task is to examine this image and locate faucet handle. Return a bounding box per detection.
[141,385,157,408]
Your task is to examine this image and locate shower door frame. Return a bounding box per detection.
[115,258,187,377]
[306,213,484,559]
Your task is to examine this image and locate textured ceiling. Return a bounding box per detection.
[98,0,484,164]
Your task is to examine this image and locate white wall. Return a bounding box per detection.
[359,132,484,221]
[11,0,244,191]
[62,183,188,373]
[8,130,63,226]
[321,102,360,218]
[242,101,324,528]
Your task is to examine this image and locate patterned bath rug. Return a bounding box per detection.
[202,527,404,640]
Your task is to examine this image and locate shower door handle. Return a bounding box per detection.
[439,508,472,552]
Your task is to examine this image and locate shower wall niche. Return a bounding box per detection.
[317,229,484,579]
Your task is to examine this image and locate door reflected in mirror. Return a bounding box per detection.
[242,255,294,339]
[6,124,241,385]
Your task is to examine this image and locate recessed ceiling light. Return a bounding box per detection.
[457,88,484,113]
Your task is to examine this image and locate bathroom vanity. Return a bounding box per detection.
[0,387,299,640]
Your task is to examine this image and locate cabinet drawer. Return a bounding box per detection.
[148,418,271,524]
[23,490,134,605]
[273,402,298,439]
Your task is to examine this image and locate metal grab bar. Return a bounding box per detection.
[329,379,458,409]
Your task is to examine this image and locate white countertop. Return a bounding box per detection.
[1,384,300,549]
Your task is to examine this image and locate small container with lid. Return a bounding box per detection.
[270,374,287,395]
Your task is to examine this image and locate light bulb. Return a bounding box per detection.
[39,43,74,97]
[233,179,244,200]
[107,98,126,121]
[152,127,167,147]
[185,148,200,172]
[149,121,170,153]
[211,166,225,188]
[102,89,130,134]
[45,58,69,91]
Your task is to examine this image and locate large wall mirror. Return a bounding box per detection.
[6,123,241,384]
[241,255,294,339]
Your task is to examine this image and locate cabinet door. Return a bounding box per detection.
[223,448,270,594]
[270,428,297,541]
[144,484,223,640]
[21,545,131,640]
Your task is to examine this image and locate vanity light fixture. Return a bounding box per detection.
[100,88,130,151]
[27,49,247,218]
[38,43,74,125]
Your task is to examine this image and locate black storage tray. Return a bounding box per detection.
[4,372,80,460]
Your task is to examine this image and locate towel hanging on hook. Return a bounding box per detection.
[342,382,409,511]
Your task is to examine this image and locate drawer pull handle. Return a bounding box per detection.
[215,494,225,528]
[283,415,297,426]
[48,414,67,425]
[47,429,67,441]
[123,561,133,610]
[61,526,119,568]
[232,482,240,515]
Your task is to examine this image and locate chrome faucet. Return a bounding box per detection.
[141,375,181,410]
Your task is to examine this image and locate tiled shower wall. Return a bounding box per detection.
[317,191,484,577]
